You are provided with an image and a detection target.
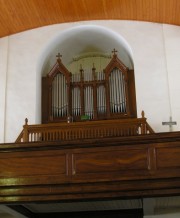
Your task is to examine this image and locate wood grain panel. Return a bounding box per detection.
[73,149,148,172]
[0,131,180,202]
[0,0,179,38]
[71,147,150,182]
[156,146,180,169]
[0,150,69,186]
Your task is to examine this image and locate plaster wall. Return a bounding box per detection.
[145,212,180,218]
[0,37,8,142]
[0,21,180,142]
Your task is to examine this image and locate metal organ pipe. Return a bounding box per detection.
[52,78,54,117]
[72,87,77,116]
[72,87,81,117]
[109,68,127,114]
[112,71,115,113]
[63,75,67,116]
[51,73,68,119]
[103,85,106,113]
[84,86,92,119]
[121,70,126,113]
[118,70,123,112]
[78,88,80,115]
[110,72,115,113]
[97,85,106,114]
[60,74,63,116]
[60,75,62,116]
[97,71,106,114]
[51,63,127,121]
[109,74,112,112]
[72,87,74,116]
[52,75,56,117]
[59,74,61,116]
[115,68,120,113]
[101,86,103,113]
[114,70,118,113]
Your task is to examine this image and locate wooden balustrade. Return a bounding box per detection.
[16,111,154,143]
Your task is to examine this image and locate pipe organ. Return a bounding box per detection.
[42,50,137,123]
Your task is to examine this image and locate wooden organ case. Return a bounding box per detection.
[42,50,137,124]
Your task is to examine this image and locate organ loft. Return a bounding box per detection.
[3,48,180,207]
[16,49,154,143]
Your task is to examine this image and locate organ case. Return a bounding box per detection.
[42,51,137,123]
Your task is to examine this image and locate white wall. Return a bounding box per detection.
[145,212,180,218]
[0,37,8,143]
[0,21,180,142]
[163,25,180,131]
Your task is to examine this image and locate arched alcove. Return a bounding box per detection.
[36,25,134,123]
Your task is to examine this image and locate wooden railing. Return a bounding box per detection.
[16,111,154,143]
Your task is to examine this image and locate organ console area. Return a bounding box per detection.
[42,49,137,124]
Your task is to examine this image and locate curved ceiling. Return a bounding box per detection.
[0,0,180,38]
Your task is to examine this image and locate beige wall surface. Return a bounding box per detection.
[0,21,180,142]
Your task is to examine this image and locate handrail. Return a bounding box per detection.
[15,130,23,143]
[16,111,154,143]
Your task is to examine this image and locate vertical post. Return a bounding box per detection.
[23,118,29,142]
[141,111,146,134]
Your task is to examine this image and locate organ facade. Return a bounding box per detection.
[42,49,137,123]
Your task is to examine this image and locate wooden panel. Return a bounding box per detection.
[156,146,180,169]
[0,150,69,186]
[0,0,180,38]
[71,147,150,182]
